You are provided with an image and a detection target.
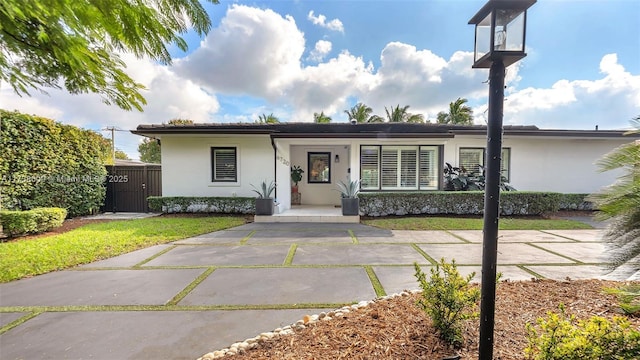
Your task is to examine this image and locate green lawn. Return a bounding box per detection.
[362,216,593,230]
[0,216,246,283]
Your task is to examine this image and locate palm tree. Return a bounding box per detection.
[344,103,381,123]
[589,116,640,268]
[313,111,332,123]
[384,105,425,123]
[256,113,280,124]
[437,98,474,125]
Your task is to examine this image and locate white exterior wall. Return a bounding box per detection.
[158,133,629,205]
[446,135,627,193]
[161,135,274,197]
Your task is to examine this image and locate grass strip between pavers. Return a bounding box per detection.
[132,245,178,267]
[410,244,437,265]
[517,265,545,279]
[444,230,472,243]
[239,230,256,245]
[364,266,386,298]
[525,243,585,264]
[283,244,298,266]
[538,230,583,242]
[0,311,42,335]
[348,230,359,244]
[167,267,216,306]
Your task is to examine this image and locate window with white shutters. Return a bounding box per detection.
[419,146,438,189]
[361,145,438,191]
[211,147,237,182]
[458,147,511,180]
[361,146,379,190]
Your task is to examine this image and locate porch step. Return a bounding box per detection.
[254,205,360,223]
[254,215,360,223]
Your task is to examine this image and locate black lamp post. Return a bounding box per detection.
[468,1,535,359]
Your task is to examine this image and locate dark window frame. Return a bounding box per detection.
[307,152,331,184]
[459,147,511,182]
[211,147,237,182]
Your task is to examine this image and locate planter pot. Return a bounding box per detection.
[341,198,359,216]
[255,198,274,215]
[291,186,299,194]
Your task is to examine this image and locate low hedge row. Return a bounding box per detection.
[558,193,593,211]
[359,191,567,217]
[0,207,67,237]
[148,196,255,214]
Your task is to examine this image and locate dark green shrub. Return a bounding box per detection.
[359,191,561,217]
[558,193,594,211]
[0,110,108,216]
[414,259,480,347]
[147,196,255,214]
[525,304,640,359]
[0,207,67,237]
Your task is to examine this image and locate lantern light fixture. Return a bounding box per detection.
[469,0,536,68]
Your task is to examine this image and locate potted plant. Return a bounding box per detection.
[251,180,276,215]
[336,179,360,216]
[290,165,304,193]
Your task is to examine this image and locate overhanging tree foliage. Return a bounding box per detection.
[138,138,161,164]
[0,0,218,111]
[0,110,110,216]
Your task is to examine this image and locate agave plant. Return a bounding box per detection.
[336,179,361,198]
[251,180,276,199]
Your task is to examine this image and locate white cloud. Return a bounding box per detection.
[175,5,304,100]
[0,53,219,159]
[307,11,344,33]
[308,40,333,62]
[502,54,640,129]
[2,4,638,159]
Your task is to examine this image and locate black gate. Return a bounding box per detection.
[102,164,162,212]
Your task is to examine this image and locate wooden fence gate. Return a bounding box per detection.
[101,164,162,213]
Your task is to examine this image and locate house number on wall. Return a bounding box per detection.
[277,154,290,166]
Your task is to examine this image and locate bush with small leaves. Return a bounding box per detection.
[414,259,480,347]
[524,304,640,360]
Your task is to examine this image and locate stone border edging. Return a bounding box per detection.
[197,290,421,359]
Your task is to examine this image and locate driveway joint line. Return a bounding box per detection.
[526,242,585,264]
[411,243,437,265]
[348,230,359,244]
[0,311,42,335]
[167,267,216,306]
[364,266,386,297]
[516,265,545,279]
[239,230,256,245]
[283,244,297,266]
[445,230,472,243]
[539,230,584,242]
[133,245,178,267]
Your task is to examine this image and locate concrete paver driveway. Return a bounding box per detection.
[0,223,624,360]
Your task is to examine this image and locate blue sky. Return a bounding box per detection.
[1,0,638,159]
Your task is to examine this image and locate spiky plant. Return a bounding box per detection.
[336,179,361,198]
[589,116,640,267]
[251,180,276,199]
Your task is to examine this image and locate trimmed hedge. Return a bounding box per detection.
[558,193,594,211]
[359,191,562,217]
[148,196,255,214]
[0,207,67,237]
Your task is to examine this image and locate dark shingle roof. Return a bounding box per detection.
[132,122,635,139]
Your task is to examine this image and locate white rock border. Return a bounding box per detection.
[197,290,421,360]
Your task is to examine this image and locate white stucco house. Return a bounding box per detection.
[132,122,636,212]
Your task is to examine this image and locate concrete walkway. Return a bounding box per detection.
[0,223,628,360]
